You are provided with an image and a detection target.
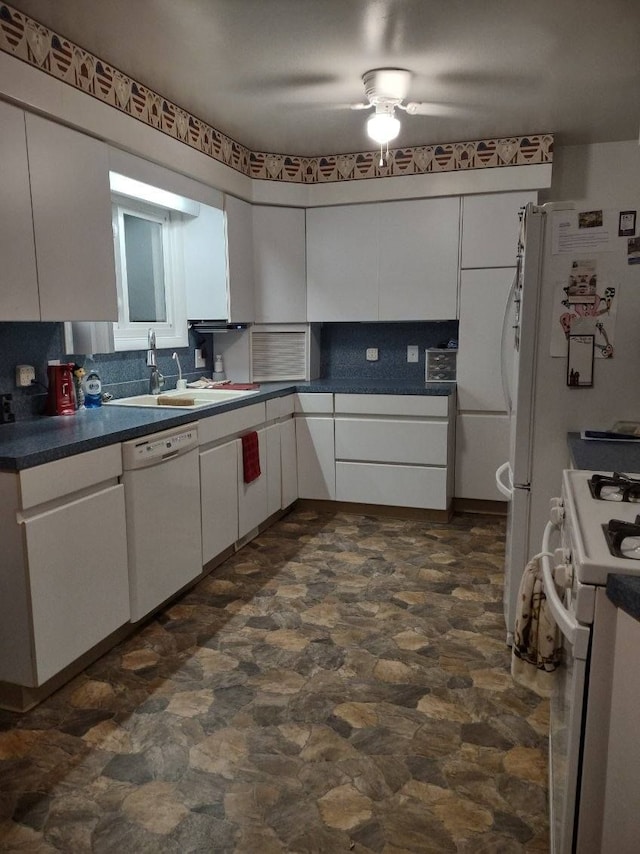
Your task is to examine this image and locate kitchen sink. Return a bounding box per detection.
[106,388,260,409]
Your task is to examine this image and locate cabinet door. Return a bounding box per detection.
[25,113,117,321]
[306,205,378,321]
[200,440,239,563]
[265,423,282,517]
[295,415,335,500]
[461,191,536,269]
[455,413,510,501]
[24,484,129,686]
[378,197,460,320]
[0,102,40,320]
[280,417,298,508]
[184,204,228,320]
[226,194,255,323]
[253,206,306,322]
[457,268,513,411]
[237,428,268,538]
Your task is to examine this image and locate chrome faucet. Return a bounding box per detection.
[147,329,164,395]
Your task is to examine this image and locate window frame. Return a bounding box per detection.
[111,195,188,351]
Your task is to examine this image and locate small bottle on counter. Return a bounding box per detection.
[212,353,226,381]
[83,356,102,408]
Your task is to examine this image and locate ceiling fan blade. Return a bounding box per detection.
[403,101,466,117]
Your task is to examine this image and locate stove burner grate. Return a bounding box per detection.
[604,516,640,559]
[589,472,640,502]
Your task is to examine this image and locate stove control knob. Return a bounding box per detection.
[554,561,573,589]
[550,503,565,525]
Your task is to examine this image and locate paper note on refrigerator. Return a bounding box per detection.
[551,210,616,254]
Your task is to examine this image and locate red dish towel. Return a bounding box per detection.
[241,431,261,483]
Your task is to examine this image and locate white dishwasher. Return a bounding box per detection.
[122,422,202,621]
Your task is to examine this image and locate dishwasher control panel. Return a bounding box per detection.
[122,422,199,469]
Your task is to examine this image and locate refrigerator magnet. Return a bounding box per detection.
[567,334,595,388]
[619,210,636,237]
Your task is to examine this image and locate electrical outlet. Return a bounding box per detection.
[194,348,206,369]
[16,365,35,387]
[366,348,378,361]
[407,345,419,363]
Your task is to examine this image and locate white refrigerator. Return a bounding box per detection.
[496,201,640,642]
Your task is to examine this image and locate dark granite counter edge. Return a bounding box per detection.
[567,432,640,474]
[607,575,640,622]
[0,381,456,471]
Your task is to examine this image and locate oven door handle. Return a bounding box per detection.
[540,521,590,660]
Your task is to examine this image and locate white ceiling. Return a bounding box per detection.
[10,0,640,156]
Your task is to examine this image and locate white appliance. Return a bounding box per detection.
[541,469,640,853]
[496,201,640,641]
[122,423,202,621]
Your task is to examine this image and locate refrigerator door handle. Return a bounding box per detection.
[495,461,514,499]
[500,268,519,414]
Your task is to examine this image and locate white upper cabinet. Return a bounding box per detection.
[184,204,227,320]
[1,106,117,322]
[461,191,536,269]
[307,198,460,322]
[457,268,514,411]
[378,197,460,320]
[253,206,306,323]
[0,101,39,320]
[306,204,379,322]
[26,113,117,321]
[225,194,255,323]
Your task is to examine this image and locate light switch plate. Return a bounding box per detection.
[366,347,378,361]
[407,345,419,363]
[195,348,206,369]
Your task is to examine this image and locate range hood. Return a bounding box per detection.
[189,321,250,333]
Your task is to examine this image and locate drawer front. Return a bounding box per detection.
[19,444,122,509]
[336,461,448,510]
[334,393,449,417]
[198,401,266,445]
[266,394,295,421]
[335,418,448,465]
[295,392,333,414]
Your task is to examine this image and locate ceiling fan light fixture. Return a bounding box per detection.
[366,107,400,144]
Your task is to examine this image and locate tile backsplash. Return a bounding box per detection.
[0,320,458,421]
[0,323,211,420]
[320,321,458,381]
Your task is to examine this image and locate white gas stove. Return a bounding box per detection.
[562,469,640,586]
[547,469,640,854]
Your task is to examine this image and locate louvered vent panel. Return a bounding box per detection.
[251,331,307,381]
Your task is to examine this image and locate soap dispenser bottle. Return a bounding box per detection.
[212,354,226,381]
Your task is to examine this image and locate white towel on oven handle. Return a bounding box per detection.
[511,553,561,698]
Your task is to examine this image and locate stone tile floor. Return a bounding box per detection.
[0,509,549,853]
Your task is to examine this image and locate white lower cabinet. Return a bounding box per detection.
[295,394,335,499]
[200,439,239,564]
[237,427,269,539]
[334,394,454,511]
[280,416,298,508]
[265,423,282,517]
[455,412,510,501]
[0,446,129,689]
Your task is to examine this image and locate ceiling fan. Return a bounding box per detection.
[351,68,454,152]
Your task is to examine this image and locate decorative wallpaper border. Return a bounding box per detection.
[0,3,553,184]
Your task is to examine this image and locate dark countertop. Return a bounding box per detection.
[0,380,455,471]
[567,432,640,474]
[607,575,640,622]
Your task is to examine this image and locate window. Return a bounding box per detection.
[112,196,187,351]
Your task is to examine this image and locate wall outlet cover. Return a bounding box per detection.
[194,348,206,369]
[366,347,378,361]
[407,345,419,363]
[16,364,35,387]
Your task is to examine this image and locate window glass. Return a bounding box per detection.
[123,213,167,323]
